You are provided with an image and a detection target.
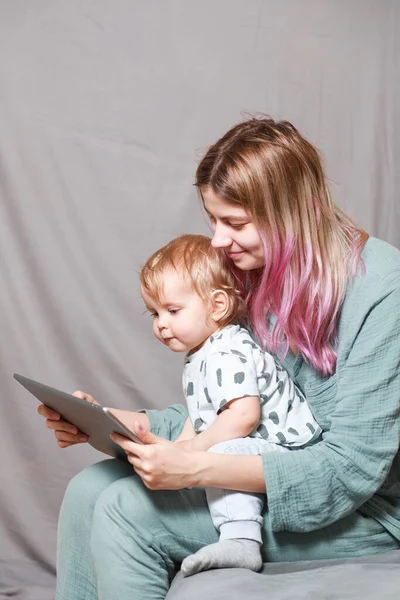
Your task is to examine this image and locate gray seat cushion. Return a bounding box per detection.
[166,550,400,600]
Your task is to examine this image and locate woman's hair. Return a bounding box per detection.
[195,116,369,375]
[140,234,245,327]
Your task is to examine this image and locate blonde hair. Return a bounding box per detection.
[140,234,245,327]
[195,116,368,375]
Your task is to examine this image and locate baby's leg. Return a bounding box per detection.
[181,438,287,577]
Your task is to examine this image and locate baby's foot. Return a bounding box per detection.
[181,539,262,577]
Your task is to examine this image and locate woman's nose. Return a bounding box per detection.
[211,224,232,248]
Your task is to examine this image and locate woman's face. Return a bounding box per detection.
[202,187,265,271]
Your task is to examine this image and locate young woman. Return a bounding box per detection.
[38,117,400,600]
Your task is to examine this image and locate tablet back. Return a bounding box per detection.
[13,373,135,460]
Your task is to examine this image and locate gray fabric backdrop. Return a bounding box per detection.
[0,1,399,598]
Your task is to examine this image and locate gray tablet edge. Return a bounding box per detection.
[13,373,143,460]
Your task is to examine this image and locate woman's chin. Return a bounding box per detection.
[230,253,264,271]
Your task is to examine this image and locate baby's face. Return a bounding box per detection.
[141,270,219,353]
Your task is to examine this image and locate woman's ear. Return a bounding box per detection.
[210,289,230,323]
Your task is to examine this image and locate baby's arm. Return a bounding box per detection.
[189,396,260,452]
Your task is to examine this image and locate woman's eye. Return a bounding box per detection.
[230,223,247,230]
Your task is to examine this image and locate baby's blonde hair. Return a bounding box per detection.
[140,234,245,327]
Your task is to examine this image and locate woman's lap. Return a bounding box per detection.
[56,459,399,600]
[262,509,398,562]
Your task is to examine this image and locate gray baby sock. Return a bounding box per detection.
[181,539,263,577]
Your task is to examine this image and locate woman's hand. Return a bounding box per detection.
[37,390,97,448]
[174,438,196,452]
[111,422,200,490]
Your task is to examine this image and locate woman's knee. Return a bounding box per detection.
[62,458,133,510]
[91,478,216,558]
[91,473,155,534]
[90,475,167,562]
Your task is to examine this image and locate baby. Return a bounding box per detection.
[140,234,322,577]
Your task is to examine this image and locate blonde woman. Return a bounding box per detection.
[39,117,400,600]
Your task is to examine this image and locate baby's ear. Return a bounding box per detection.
[210,289,230,322]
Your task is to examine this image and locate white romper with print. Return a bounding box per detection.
[182,324,321,447]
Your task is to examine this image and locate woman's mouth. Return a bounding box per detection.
[228,251,245,260]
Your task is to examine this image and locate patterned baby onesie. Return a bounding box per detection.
[182,324,321,447]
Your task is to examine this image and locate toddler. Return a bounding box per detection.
[140,234,322,576]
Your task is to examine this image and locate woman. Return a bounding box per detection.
[39,117,400,600]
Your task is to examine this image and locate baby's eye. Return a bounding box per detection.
[169,308,180,315]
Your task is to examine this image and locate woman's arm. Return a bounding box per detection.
[107,408,149,432]
[175,417,196,442]
[112,425,266,492]
[261,274,400,533]
[194,451,266,492]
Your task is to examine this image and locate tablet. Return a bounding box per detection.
[13,373,143,461]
